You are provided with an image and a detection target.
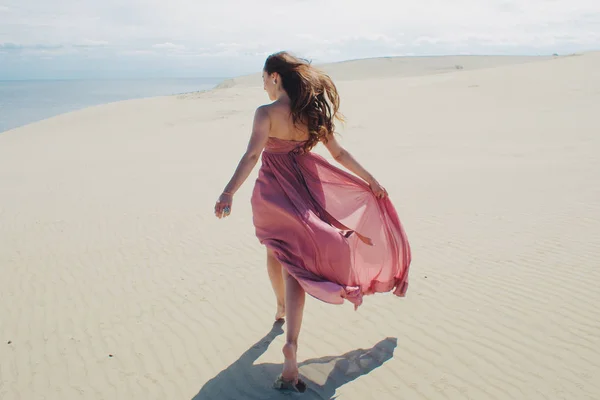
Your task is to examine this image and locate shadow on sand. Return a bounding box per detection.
[192,321,397,400]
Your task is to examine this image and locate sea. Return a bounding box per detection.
[0,77,224,133]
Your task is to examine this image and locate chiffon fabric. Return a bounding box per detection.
[251,137,411,309]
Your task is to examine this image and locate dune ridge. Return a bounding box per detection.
[216,54,560,89]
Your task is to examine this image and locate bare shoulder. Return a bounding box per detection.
[252,104,272,134]
[255,103,272,117]
[265,100,291,116]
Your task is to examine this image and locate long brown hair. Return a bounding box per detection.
[264,51,344,152]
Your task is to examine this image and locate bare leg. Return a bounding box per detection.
[281,269,306,383]
[267,248,286,321]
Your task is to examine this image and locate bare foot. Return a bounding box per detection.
[275,303,285,321]
[281,342,298,382]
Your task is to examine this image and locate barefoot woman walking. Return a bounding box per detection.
[214,51,411,392]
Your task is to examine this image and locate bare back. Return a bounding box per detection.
[264,101,310,142]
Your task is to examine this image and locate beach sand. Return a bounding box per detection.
[1,52,599,399]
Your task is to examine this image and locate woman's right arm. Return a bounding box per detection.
[322,135,388,198]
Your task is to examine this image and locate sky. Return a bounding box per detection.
[0,0,598,79]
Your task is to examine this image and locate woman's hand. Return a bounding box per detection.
[214,192,233,219]
[368,179,388,199]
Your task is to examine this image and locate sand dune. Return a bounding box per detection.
[1,52,599,399]
[216,54,557,88]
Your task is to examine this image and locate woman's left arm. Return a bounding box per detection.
[214,106,270,218]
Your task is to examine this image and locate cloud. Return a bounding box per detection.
[0,42,21,50]
[0,0,598,78]
[152,42,185,50]
[76,40,110,47]
[0,42,65,51]
[0,41,109,57]
[119,49,157,56]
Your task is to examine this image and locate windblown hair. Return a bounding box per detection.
[264,51,344,152]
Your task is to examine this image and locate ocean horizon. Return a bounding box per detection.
[0,77,225,133]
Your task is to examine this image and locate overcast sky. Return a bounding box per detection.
[1,0,598,79]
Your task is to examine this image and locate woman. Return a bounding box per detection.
[214,51,411,392]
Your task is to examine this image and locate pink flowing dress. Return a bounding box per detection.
[251,137,411,309]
